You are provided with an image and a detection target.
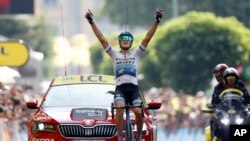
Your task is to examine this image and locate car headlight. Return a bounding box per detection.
[235,117,244,124]
[221,117,229,125]
[32,122,56,133]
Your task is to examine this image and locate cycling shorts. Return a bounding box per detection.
[114,83,142,106]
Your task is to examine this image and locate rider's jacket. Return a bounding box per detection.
[211,80,250,106]
[105,45,146,86]
[211,83,225,106]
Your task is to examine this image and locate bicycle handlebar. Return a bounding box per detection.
[111,103,144,119]
[112,105,143,109]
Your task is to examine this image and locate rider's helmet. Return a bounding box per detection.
[223,67,239,86]
[118,31,134,42]
[212,63,228,83]
[118,31,133,50]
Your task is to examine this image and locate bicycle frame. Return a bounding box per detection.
[125,103,134,141]
[111,102,144,141]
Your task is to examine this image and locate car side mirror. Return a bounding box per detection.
[26,99,38,109]
[201,108,214,113]
[200,104,215,113]
[147,100,162,110]
[107,91,115,95]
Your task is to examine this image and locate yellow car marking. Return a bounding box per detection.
[52,74,115,86]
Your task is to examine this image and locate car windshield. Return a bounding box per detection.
[42,84,115,107]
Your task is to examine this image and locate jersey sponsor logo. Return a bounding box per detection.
[115,64,136,78]
[115,57,135,65]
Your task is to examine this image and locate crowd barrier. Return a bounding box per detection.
[0,119,11,141]
[0,119,26,141]
[158,127,205,141]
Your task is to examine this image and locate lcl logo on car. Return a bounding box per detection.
[80,75,107,82]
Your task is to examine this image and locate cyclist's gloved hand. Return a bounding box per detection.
[155,8,164,23]
[85,9,94,24]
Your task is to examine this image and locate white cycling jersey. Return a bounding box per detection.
[105,45,146,86]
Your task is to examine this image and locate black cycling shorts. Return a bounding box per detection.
[114,83,142,106]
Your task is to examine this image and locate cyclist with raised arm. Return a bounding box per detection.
[85,8,163,141]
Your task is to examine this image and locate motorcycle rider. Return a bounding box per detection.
[222,67,250,105]
[208,63,228,139]
[209,67,250,139]
[85,8,163,141]
[210,63,228,107]
[210,64,250,107]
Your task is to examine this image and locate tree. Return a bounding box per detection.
[89,35,118,75]
[142,11,250,94]
[101,0,169,28]
[179,0,250,28]
[0,16,54,77]
[102,0,250,28]
[91,45,113,75]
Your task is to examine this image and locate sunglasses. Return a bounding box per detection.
[226,76,236,80]
[119,35,133,41]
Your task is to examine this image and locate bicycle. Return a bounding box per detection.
[111,101,144,141]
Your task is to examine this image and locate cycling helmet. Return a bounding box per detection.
[213,63,228,82]
[118,31,134,42]
[223,67,239,85]
[213,63,228,74]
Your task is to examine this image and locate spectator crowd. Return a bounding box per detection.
[0,82,41,141]
[144,86,213,141]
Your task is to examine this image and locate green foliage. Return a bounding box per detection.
[179,0,250,27]
[102,0,250,29]
[102,0,169,28]
[89,34,118,74]
[90,41,105,73]
[139,55,162,89]
[142,11,250,94]
[0,16,54,77]
[0,17,29,37]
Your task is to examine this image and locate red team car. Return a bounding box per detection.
[26,74,162,141]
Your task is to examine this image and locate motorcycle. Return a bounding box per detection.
[203,88,250,141]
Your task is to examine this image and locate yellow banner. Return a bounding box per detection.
[0,41,29,67]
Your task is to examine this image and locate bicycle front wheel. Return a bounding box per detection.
[125,122,134,141]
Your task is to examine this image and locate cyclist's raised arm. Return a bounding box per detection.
[85,9,109,49]
[141,8,164,48]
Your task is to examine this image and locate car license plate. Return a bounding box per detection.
[72,108,107,120]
